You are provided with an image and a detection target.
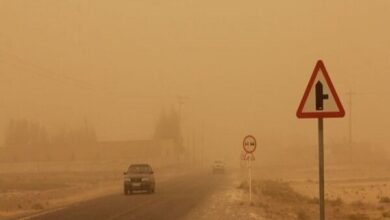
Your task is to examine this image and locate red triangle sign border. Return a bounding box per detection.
[297,60,345,118]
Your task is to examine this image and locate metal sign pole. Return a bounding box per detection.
[243,135,256,204]
[318,118,325,220]
[249,158,252,203]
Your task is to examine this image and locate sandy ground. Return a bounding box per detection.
[3,162,390,220]
[0,178,121,220]
[291,178,390,203]
[185,165,390,220]
[184,173,266,220]
[185,175,390,220]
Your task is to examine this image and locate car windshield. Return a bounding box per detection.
[128,165,152,174]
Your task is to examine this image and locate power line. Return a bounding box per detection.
[0,49,96,91]
[0,49,181,103]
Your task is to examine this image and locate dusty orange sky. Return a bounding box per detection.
[0,0,389,158]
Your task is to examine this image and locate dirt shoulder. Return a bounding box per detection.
[239,179,390,220]
[0,171,122,220]
[185,171,390,220]
[0,164,190,220]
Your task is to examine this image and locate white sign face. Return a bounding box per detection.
[243,135,257,153]
[297,60,345,118]
[303,71,337,112]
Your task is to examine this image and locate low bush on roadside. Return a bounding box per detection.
[31,203,44,210]
[296,210,310,220]
[308,197,319,204]
[257,201,269,209]
[347,213,370,220]
[238,180,313,203]
[383,211,390,218]
[327,197,344,207]
[306,179,314,183]
[237,181,248,190]
[0,171,119,192]
[0,178,69,192]
[256,180,309,203]
[350,200,366,208]
[380,196,390,203]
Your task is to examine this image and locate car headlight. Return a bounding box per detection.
[141,177,150,182]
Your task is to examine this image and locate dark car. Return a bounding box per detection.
[123,164,155,195]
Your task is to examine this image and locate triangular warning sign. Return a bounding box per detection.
[297,60,345,118]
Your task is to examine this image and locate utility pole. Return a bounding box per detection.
[177,96,185,123]
[346,91,356,145]
[347,91,356,165]
[192,129,196,165]
[177,95,189,163]
[200,121,205,168]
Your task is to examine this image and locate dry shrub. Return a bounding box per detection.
[296,210,310,220]
[237,181,248,190]
[256,180,308,203]
[380,196,390,203]
[383,211,390,218]
[327,197,344,207]
[308,197,319,204]
[306,179,314,183]
[31,203,44,210]
[258,202,269,210]
[347,213,370,220]
[377,206,385,211]
[350,200,366,208]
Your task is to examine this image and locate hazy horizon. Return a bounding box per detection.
[1,0,390,159]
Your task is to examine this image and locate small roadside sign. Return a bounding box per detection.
[297,60,345,118]
[245,153,255,161]
[243,135,257,154]
[242,135,257,204]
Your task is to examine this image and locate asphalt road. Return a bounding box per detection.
[25,171,225,220]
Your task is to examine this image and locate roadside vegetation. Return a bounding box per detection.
[0,170,121,214]
[238,179,390,220]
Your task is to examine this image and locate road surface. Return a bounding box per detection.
[23,171,227,220]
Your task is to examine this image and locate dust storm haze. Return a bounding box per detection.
[1,1,390,219]
[1,0,390,157]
